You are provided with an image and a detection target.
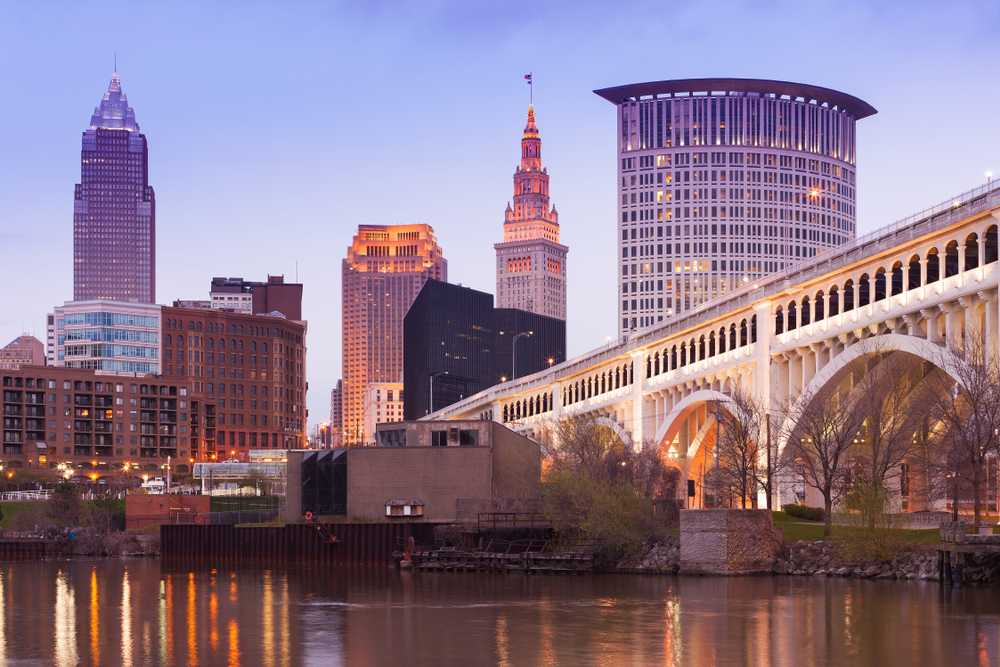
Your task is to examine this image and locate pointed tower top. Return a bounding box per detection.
[524,103,538,135]
[88,72,139,132]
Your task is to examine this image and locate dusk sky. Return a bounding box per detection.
[1,0,997,429]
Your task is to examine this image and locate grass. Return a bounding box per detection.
[0,502,34,530]
[771,510,941,545]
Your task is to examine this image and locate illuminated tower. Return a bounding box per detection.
[74,71,156,303]
[341,224,446,445]
[495,104,568,321]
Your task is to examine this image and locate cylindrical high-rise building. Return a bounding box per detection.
[594,78,876,342]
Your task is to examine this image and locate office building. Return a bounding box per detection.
[495,104,569,320]
[594,78,876,341]
[0,336,45,370]
[329,379,343,446]
[50,301,162,374]
[403,280,566,420]
[342,224,446,445]
[74,72,156,303]
[494,308,566,381]
[404,281,494,419]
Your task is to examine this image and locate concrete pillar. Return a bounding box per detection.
[630,350,646,447]
[550,381,561,421]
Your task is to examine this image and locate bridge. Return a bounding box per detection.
[428,181,1000,508]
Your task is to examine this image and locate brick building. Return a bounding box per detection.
[1,365,190,476]
[0,336,45,370]
[159,305,308,460]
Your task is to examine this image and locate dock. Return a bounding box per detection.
[936,521,1000,587]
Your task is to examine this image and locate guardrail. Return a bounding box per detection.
[0,490,53,501]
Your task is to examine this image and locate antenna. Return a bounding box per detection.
[114,52,117,75]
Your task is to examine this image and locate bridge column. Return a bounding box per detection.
[630,349,647,448]
[549,381,561,422]
[984,290,999,364]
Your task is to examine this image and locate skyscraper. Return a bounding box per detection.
[495,104,568,320]
[594,78,876,342]
[342,224,446,445]
[74,72,156,303]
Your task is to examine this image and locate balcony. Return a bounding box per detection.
[3,445,22,455]
[74,395,92,406]
[73,447,91,456]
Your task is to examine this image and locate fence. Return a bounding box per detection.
[0,490,53,501]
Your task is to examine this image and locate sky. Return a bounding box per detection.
[1,0,998,430]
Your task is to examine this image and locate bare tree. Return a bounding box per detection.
[712,397,758,509]
[711,385,790,510]
[922,327,1000,523]
[850,341,929,492]
[783,364,868,536]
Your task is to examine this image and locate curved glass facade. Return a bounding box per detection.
[597,79,875,341]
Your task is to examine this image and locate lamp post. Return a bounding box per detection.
[511,331,533,381]
[429,371,449,416]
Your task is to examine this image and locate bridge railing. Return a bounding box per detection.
[430,180,1000,417]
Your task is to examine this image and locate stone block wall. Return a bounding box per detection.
[680,509,783,574]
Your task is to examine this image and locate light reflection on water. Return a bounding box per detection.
[3,560,1000,666]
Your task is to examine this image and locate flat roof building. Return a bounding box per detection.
[285,420,540,523]
[594,78,876,341]
[0,336,45,370]
[403,280,565,420]
[50,301,162,375]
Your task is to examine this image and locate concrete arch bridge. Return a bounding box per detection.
[429,182,1000,508]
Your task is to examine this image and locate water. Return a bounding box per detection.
[0,559,996,666]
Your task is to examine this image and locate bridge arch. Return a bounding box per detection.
[650,389,730,455]
[778,333,965,458]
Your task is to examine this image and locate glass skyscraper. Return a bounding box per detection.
[73,72,156,303]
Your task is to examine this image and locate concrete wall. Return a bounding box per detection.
[347,447,493,522]
[679,509,782,574]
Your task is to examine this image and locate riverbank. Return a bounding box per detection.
[615,533,1000,583]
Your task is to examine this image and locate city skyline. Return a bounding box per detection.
[1,0,998,430]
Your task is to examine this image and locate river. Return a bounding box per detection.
[0,559,996,666]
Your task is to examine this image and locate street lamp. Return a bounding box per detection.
[511,331,533,381]
[429,371,449,416]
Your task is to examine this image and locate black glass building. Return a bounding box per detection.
[403,280,566,420]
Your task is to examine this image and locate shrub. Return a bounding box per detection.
[834,483,907,563]
[782,504,825,522]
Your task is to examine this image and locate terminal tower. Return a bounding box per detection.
[494,104,568,321]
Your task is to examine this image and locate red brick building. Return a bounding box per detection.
[160,306,308,461]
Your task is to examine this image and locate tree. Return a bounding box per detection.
[47,481,83,528]
[850,341,928,493]
[922,327,1000,524]
[783,365,868,536]
[542,415,676,562]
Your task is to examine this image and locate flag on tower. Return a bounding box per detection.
[524,74,532,83]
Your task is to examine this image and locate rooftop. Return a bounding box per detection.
[593,77,877,120]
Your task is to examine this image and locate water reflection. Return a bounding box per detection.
[0,561,996,665]
[54,570,77,667]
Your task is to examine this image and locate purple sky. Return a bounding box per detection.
[1,0,998,429]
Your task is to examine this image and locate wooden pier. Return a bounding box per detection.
[936,521,1000,588]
